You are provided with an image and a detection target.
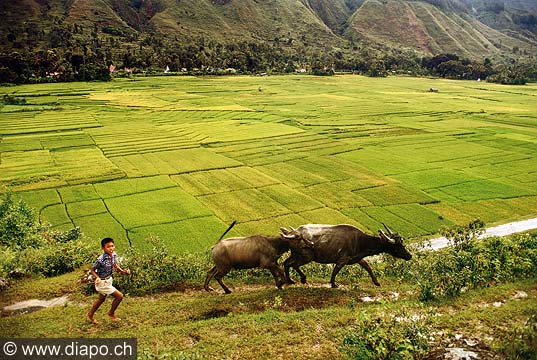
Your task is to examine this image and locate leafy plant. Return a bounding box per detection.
[385,220,537,301]
[0,192,95,279]
[499,314,537,360]
[440,218,485,247]
[113,236,210,295]
[0,191,45,249]
[342,308,433,359]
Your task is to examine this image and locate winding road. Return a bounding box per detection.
[427,218,537,250]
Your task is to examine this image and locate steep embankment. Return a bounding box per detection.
[344,0,536,58]
[1,0,536,60]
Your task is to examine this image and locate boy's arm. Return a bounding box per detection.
[114,262,130,275]
[90,268,101,283]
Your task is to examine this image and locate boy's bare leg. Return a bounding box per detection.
[108,290,124,321]
[87,294,106,324]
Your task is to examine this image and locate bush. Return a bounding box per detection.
[0,192,96,279]
[113,236,210,295]
[10,239,95,277]
[0,192,44,249]
[499,314,537,360]
[342,308,433,359]
[1,94,27,105]
[380,220,537,301]
[487,67,528,85]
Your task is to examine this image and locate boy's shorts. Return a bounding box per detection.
[95,277,117,295]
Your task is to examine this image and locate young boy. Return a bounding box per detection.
[87,237,131,324]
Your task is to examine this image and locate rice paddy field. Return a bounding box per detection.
[1,75,536,253]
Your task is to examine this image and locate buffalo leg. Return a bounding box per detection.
[214,270,232,294]
[330,259,350,288]
[267,264,286,289]
[283,257,308,284]
[358,259,381,286]
[204,266,218,291]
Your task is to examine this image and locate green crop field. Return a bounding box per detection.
[1,75,536,253]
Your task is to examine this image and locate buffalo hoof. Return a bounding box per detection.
[331,283,339,288]
[374,281,381,287]
[286,279,296,285]
[300,277,307,284]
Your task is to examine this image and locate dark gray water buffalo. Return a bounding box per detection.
[204,234,313,294]
[281,223,412,288]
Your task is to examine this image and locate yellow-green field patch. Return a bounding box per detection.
[40,204,71,226]
[199,189,291,223]
[66,199,108,219]
[128,216,234,253]
[105,187,214,229]
[94,175,176,199]
[73,213,129,249]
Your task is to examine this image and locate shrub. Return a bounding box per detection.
[487,68,528,85]
[0,191,44,249]
[379,219,537,301]
[113,236,210,295]
[499,314,537,360]
[1,94,27,105]
[342,308,433,359]
[0,192,95,279]
[439,218,485,247]
[12,239,95,277]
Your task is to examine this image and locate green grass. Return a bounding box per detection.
[1,271,534,359]
[73,213,129,249]
[105,187,214,229]
[40,204,71,226]
[1,75,536,250]
[94,175,177,199]
[58,184,101,203]
[66,199,108,219]
[127,216,235,253]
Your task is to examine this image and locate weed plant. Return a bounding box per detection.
[499,314,537,360]
[114,236,210,295]
[341,307,433,360]
[380,220,537,301]
[0,192,95,278]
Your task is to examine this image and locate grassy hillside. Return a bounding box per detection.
[150,0,338,44]
[1,253,535,359]
[1,75,536,253]
[345,0,536,58]
[1,0,535,62]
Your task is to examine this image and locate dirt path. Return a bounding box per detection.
[427,218,537,250]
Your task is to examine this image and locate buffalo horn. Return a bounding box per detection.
[380,229,396,244]
[281,233,296,240]
[280,227,289,234]
[382,223,394,235]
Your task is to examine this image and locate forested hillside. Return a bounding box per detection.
[0,0,535,83]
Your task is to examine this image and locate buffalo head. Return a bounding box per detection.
[280,226,314,250]
[379,223,412,260]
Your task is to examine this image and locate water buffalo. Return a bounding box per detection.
[204,234,313,294]
[281,223,412,288]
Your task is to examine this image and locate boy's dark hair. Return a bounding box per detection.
[101,237,114,247]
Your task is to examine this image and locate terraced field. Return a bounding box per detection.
[1,75,536,253]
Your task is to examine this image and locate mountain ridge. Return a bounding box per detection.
[1,0,535,59]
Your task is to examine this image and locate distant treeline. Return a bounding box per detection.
[1,40,535,84]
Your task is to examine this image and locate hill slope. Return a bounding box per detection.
[1,0,536,60]
[344,0,536,57]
